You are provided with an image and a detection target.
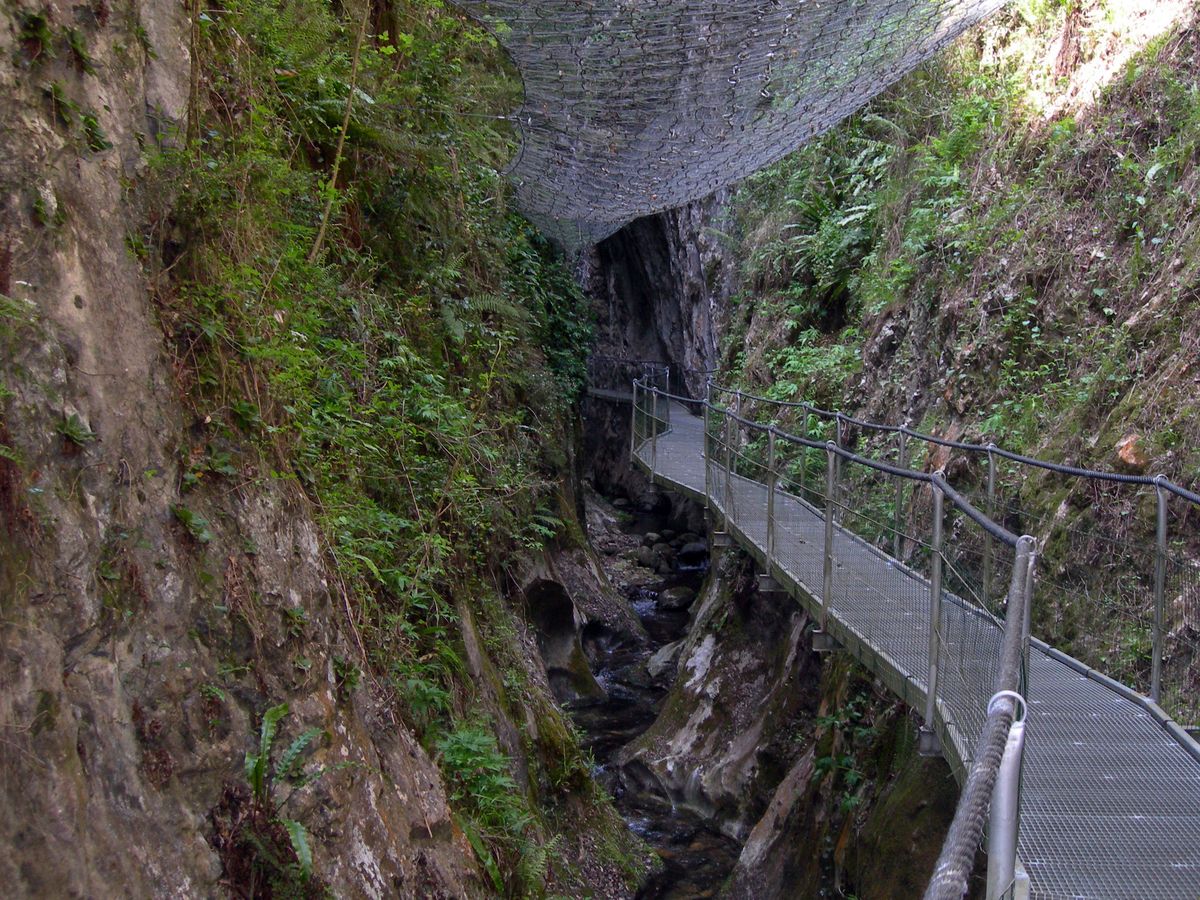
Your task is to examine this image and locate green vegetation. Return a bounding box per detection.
[436,720,533,891]
[172,504,214,543]
[233,703,329,893]
[64,27,96,75]
[131,0,636,890]
[56,413,95,447]
[80,112,111,152]
[723,5,1200,719]
[16,11,55,64]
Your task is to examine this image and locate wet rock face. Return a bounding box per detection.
[581,193,733,496]
[584,194,730,392]
[525,578,606,704]
[616,552,821,842]
[724,709,964,900]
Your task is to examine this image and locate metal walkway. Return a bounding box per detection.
[635,401,1200,899]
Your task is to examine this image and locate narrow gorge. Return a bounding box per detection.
[3,0,1199,897]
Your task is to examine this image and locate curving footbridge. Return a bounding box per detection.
[608,371,1200,899]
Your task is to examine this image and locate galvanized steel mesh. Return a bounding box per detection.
[452,0,1006,247]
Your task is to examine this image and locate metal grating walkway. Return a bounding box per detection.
[635,402,1200,899]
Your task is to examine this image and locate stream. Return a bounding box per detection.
[569,502,744,899]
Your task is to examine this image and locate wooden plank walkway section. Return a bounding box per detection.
[635,402,1200,899]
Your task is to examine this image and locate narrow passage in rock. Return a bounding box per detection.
[572,491,743,898]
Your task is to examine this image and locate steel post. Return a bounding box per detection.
[723,408,733,525]
[629,379,638,466]
[821,443,837,634]
[833,413,846,524]
[766,427,777,571]
[803,410,813,500]
[986,712,1027,900]
[985,445,997,603]
[894,431,908,559]
[703,401,712,512]
[650,388,659,476]
[1153,477,1168,703]
[924,484,946,734]
[1022,542,1036,665]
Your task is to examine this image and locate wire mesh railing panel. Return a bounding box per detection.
[728,457,771,549]
[937,546,1017,781]
[838,449,898,551]
[1163,551,1200,725]
[771,440,827,591]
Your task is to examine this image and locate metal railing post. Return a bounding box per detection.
[833,413,846,524]
[921,482,946,754]
[803,409,813,500]
[629,378,638,465]
[985,695,1027,900]
[1022,540,1036,664]
[894,431,908,559]
[1153,476,1168,703]
[984,444,997,603]
[703,401,712,512]
[723,407,733,525]
[766,426,777,571]
[821,443,837,636]
[650,387,659,477]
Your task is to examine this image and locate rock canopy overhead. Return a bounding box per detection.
[454,0,1007,248]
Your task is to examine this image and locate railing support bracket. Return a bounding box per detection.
[812,629,838,653]
[917,725,942,758]
[757,573,783,594]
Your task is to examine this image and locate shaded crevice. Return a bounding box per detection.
[581,196,732,497]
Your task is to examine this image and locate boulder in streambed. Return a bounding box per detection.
[648,640,685,679]
[657,586,696,610]
[636,546,659,568]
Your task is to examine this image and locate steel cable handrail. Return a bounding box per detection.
[710,383,1200,504]
[631,376,1036,899]
[641,380,1023,547]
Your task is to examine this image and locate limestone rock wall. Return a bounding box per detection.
[0,4,480,894]
[612,544,966,898]
[615,551,819,841]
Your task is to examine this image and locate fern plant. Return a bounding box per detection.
[241,703,326,884]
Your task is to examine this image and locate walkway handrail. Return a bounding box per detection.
[720,405,1022,547]
[631,376,1037,898]
[926,540,1036,900]
[710,383,1200,503]
[707,380,1200,710]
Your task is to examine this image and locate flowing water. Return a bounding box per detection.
[569,510,743,898]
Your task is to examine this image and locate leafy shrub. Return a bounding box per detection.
[435,720,532,891]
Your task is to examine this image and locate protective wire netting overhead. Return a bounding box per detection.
[453,0,1007,248]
